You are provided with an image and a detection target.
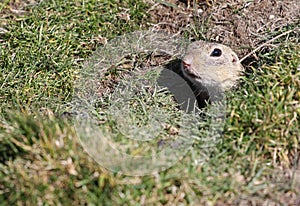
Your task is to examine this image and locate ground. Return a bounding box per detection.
[0,0,299,205]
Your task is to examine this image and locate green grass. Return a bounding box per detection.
[0,0,300,205]
[0,0,148,113]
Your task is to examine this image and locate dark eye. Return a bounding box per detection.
[210,48,222,57]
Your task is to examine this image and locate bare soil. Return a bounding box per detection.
[147,0,299,59]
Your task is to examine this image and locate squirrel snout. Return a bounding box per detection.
[182,60,199,79]
[182,60,192,72]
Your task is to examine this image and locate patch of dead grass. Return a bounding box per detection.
[146,0,300,58]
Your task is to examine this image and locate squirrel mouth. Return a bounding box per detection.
[182,61,200,79]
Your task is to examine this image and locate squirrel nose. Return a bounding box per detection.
[182,60,192,72]
[183,61,190,67]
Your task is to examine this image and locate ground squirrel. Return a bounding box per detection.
[180,40,243,103]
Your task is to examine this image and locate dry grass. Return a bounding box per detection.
[147,0,300,57]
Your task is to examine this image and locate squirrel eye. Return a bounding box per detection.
[210,48,222,57]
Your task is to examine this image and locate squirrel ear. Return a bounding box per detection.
[231,53,238,64]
